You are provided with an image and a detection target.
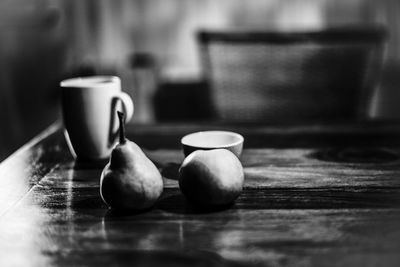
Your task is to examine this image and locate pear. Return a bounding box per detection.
[100,112,163,211]
[179,149,244,206]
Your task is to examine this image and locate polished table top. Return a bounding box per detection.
[0,122,400,266]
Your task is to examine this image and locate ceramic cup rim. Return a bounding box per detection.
[181,131,244,149]
[60,76,120,88]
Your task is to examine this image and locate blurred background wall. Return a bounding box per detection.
[0,0,400,160]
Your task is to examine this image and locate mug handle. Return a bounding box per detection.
[115,92,134,122]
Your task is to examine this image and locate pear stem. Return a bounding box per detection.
[117,111,126,145]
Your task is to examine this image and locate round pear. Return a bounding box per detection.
[179,149,244,206]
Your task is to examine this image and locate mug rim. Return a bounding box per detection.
[60,76,120,88]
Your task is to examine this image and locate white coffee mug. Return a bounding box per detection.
[60,76,134,160]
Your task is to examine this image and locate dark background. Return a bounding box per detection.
[1,0,400,160]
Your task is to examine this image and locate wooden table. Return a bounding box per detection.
[1,122,400,266]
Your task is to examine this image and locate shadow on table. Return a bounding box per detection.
[308,147,399,163]
[160,162,180,180]
[156,191,234,214]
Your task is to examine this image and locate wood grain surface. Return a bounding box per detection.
[0,122,400,266]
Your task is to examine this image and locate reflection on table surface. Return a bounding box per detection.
[0,122,400,266]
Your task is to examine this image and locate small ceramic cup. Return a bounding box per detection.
[181,131,244,158]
